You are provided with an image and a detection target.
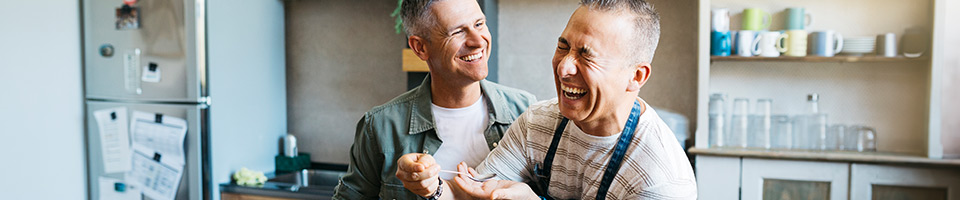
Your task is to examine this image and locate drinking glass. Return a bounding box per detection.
[826,124,845,151]
[748,99,772,149]
[843,126,859,151]
[791,115,808,150]
[857,126,877,152]
[709,94,726,148]
[770,115,792,149]
[729,98,749,148]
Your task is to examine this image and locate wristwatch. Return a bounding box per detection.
[422,177,443,200]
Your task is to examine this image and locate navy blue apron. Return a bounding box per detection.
[532,100,643,200]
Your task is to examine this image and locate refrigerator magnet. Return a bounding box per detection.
[142,62,161,82]
[115,4,140,30]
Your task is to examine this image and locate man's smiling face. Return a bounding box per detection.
[552,6,644,123]
[423,0,492,85]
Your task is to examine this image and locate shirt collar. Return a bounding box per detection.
[408,75,514,135]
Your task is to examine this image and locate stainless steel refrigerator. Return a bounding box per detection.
[83,0,286,199]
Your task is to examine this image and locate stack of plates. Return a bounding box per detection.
[841,37,876,55]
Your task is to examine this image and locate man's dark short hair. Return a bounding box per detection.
[400,0,442,39]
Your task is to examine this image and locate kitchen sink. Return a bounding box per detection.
[221,169,346,199]
[269,169,344,187]
[249,169,345,199]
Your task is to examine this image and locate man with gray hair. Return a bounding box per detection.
[332,0,536,199]
[396,0,697,199]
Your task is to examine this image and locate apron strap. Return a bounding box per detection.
[535,101,643,200]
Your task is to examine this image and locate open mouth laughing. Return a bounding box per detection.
[561,84,586,100]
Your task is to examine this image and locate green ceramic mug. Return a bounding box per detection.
[785,7,813,30]
[741,8,770,31]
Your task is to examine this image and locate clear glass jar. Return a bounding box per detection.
[858,126,878,152]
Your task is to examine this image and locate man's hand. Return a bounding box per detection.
[396,153,442,197]
[452,163,539,200]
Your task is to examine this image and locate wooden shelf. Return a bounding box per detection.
[402,48,429,72]
[710,55,928,62]
[689,148,960,167]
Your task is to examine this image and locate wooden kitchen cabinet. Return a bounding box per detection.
[402,48,429,72]
[850,164,960,200]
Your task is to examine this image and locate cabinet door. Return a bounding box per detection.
[695,155,741,200]
[850,164,960,200]
[742,158,849,200]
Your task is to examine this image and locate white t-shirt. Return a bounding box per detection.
[477,98,698,199]
[431,95,491,180]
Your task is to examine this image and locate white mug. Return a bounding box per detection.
[752,31,787,57]
[735,30,757,57]
[712,8,731,32]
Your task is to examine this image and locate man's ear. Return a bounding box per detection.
[626,63,651,92]
[408,35,429,61]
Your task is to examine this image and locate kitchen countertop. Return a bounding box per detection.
[689,147,960,168]
[220,169,345,200]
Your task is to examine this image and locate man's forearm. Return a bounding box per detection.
[435,179,457,200]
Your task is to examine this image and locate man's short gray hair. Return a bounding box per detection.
[580,0,661,64]
[400,0,441,39]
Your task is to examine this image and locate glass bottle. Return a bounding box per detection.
[807,94,829,150]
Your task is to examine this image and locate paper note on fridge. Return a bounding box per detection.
[141,62,161,83]
[99,176,143,200]
[130,111,187,165]
[93,107,132,174]
[128,111,187,200]
[128,150,183,200]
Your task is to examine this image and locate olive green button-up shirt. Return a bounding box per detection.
[332,76,536,200]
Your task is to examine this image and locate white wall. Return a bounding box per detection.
[0,0,86,199]
[207,0,287,199]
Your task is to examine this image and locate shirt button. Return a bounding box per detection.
[493,142,499,148]
[423,150,429,154]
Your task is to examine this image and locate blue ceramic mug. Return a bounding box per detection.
[712,31,732,56]
[809,30,843,57]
